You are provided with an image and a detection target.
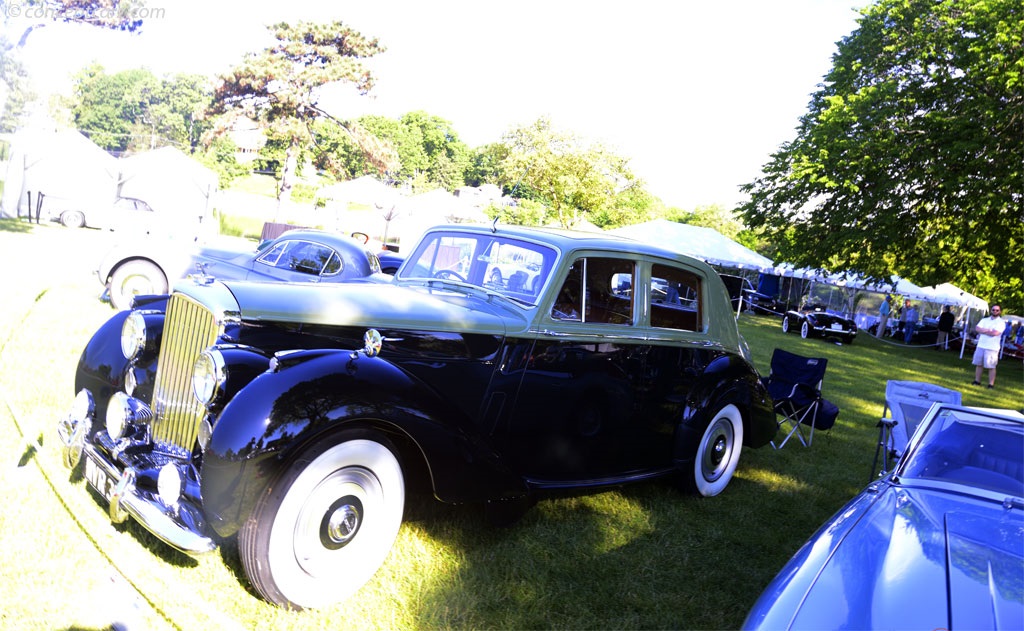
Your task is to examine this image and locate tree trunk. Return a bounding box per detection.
[275,139,300,221]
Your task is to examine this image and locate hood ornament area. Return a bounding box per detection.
[352,328,383,360]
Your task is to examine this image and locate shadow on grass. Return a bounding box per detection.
[0,218,36,233]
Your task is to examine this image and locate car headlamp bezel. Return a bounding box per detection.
[121,312,147,360]
[192,349,226,406]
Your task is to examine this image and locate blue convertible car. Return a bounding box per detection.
[744,404,1024,630]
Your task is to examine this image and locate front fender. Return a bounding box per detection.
[200,349,521,537]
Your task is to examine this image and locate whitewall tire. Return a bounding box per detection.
[240,436,405,609]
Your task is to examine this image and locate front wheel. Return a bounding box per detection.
[800,321,810,339]
[684,404,744,497]
[781,317,790,334]
[239,436,405,610]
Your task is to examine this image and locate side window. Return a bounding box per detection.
[651,263,703,331]
[551,257,634,325]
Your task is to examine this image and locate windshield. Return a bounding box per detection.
[398,231,558,307]
[899,407,1024,498]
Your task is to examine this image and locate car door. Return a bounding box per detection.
[499,255,675,482]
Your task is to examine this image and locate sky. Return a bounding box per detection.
[10,0,867,210]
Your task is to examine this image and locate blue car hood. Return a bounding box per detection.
[752,485,1024,630]
[181,279,526,336]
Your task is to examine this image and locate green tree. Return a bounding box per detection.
[464,142,509,189]
[740,0,1023,309]
[501,117,640,229]
[210,21,393,214]
[0,35,33,132]
[70,65,212,153]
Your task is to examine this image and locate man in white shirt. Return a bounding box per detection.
[972,303,1005,388]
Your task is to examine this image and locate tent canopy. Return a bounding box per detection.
[1,127,118,218]
[117,146,218,219]
[609,219,774,272]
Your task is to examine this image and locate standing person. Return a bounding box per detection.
[936,305,955,350]
[876,295,892,338]
[972,303,1005,388]
[901,300,918,344]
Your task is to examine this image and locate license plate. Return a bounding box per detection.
[83,451,117,504]
[830,323,843,331]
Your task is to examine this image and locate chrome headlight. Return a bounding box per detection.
[121,312,146,359]
[192,349,226,405]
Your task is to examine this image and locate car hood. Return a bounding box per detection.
[177,278,527,336]
[747,484,1024,630]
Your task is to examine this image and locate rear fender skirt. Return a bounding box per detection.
[200,349,522,537]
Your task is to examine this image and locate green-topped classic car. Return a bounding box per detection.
[58,223,776,609]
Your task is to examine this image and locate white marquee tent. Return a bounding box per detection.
[609,219,774,272]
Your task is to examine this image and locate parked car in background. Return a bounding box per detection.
[59,223,776,610]
[781,303,857,344]
[744,404,1024,630]
[47,195,158,230]
[97,228,402,310]
[719,273,778,315]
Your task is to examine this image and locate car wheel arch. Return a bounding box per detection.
[201,353,520,535]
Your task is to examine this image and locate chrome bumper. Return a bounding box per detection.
[79,444,217,556]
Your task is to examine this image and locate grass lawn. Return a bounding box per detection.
[1,219,1020,630]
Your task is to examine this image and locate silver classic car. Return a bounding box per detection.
[59,223,776,609]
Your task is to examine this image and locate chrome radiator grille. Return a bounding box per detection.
[151,293,220,450]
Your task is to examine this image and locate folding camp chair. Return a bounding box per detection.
[762,349,839,448]
[870,380,962,479]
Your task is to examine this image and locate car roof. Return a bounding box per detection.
[263,229,370,251]
[421,223,711,268]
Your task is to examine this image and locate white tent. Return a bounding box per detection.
[926,282,987,310]
[117,147,218,221]
[1,127,119,221]
[609,219,774,272]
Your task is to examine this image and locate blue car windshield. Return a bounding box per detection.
[900,407,1024,498]
[398,231,557,307]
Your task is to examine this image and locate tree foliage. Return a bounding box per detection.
[70,64,212,153]
[740,0,1023,309]
[500,117,642,229]
[210,21,392,208]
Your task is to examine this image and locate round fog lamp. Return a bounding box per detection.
[121,312,146,359]
[106,392,131,440]
[157,463,182,507]
[71,389,95,422]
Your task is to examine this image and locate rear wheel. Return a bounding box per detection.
[61,210,86,228]
[684,404,744,497]
[109,260,167,310]
[239,436,405,610]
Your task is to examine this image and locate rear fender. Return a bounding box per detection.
[673,354,775,464]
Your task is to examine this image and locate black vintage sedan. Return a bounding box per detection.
[781,303,857,344]
[58,223,776,610]
[96,228,403,310]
